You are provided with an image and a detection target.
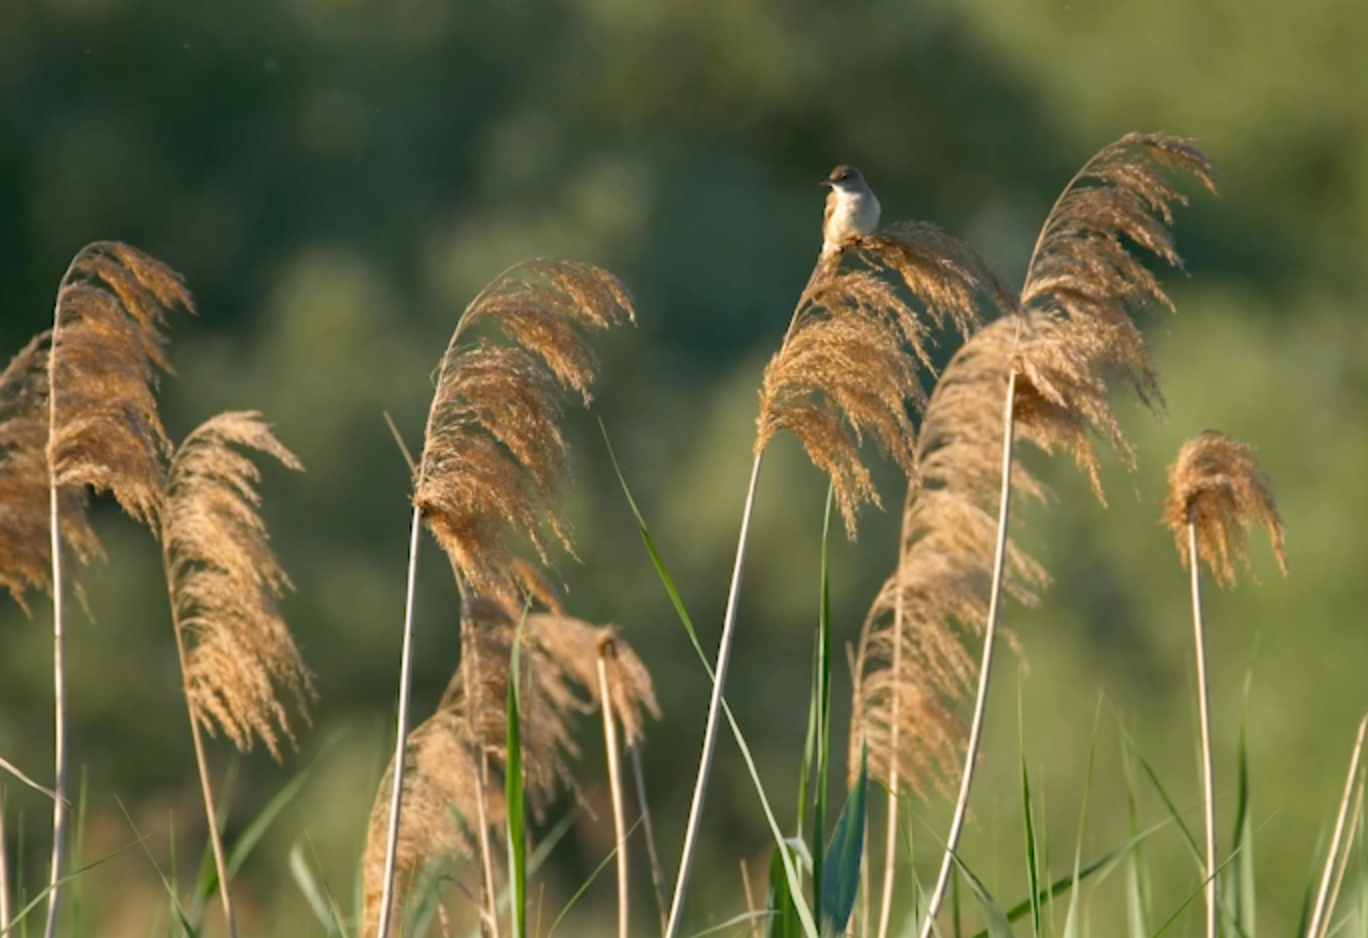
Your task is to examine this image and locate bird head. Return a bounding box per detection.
[821,165,868,193]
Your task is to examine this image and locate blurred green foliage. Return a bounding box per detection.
[2,0,1366,934]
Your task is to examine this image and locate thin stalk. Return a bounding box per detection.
[740,859,761,938]
[597,647,630,938]
[43,311,67,938]
[1187,517,1218,938]
[1307,713,1368,938]
[876,483,912,938]
[460,608,501,938]
[917,370,1017,938]
[629,742,668,937]
[663,451,766,938]
[163,552,237,938]
[375,505,424,938]
[1,782,10,933]
[1318,781,1364,938]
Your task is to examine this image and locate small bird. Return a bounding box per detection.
[820,164,881,258]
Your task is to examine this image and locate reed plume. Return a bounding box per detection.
[159,410,309,937]
[362,598,658,936]
[0,333,101,611]
[666,209,1008,938]
[1163,430,1285,938]
[43,241,191,938]
[902,134,1215,938]
[1163,430,1287,586]
[376,259,632,938]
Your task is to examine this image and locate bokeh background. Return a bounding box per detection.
[3,0,1367,935]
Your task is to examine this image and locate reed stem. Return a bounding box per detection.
[598,645,630,938]
[43,311,67,938]
[375,505,424,938]
[876,483,911,938]
[1,781,10,933]
[918,370,1016,938]
[164,551,238,938]
[629,742,667,937]
[1306,713,1368,938]
[1188,517,1218,938]
[663,451,765,938]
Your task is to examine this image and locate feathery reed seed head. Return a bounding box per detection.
[48,242,193,529]
[759,223,1006,538]
[1164,430,1287,587]
[0,333,102,610]
[414,260,633,604]
[164,411,312,760]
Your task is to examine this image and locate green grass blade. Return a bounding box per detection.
[601,420,819,938]
[1118,723,1204,869]
[768,841,802,938]
[1225,691,1256,938]
[507,617,528,938]
[812,484,835,917]
[1062,702,1102,938]
[961,820,1172,938]
[1,840,143,938]
[948,854,1013,938]
[1018,683,1042,938]
[545,816,642,937]
[288,841,347,936]
[112,799,198,938]
[1120,719,1151,938]
[820,746,867,935]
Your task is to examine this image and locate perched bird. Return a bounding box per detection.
[820,164,881,258]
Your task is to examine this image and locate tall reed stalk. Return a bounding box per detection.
[665,199,1000,935]
[598,641,631,938]
[1165,430,1286,938]
[371,259,632,937]
[1306,714,1368,938]
[1187,516,1218,938]
[916,371,1016,938]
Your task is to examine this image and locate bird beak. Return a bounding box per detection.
[819,180,833,188]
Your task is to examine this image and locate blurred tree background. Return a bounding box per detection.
[2,0,1366,934]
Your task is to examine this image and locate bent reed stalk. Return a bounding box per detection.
[373,260,632,938]
[667,217,1001,936]
[1307,714,1368,938]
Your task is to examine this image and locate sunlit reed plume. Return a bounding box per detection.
[1163,429,1285,938]
[414,260,635,604]
[376,258,633,938]
[667,209,1008,938]
[160,411,309,938]
[163,411,312,757]
[44,241,191,938]
[0,333,100,611]
[913,134,1216,938]
[1164,430,1287,586]
[363,597,657,935]
[757,225,1010,537]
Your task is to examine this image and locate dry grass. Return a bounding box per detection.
[162,411,312,759]
[850,321,1049,796]
[0,333,101,611]
[758,222,1010,538]
[362,596,658,933]
[1164,430,1288,586]
[414,260,634,604]
[48,241,193,528]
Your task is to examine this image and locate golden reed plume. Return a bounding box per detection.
[162,411,312,759]
[849,135,1216,938]
[757,224,1012,537]
[1164,430,1287,586]
[362,597,658,934]
[0,333,101,610]
[414,260,635,603]
[851,326,1050,797]
[49,241,193,525]
[41,241,191,938]
[1013,133,1218,496]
